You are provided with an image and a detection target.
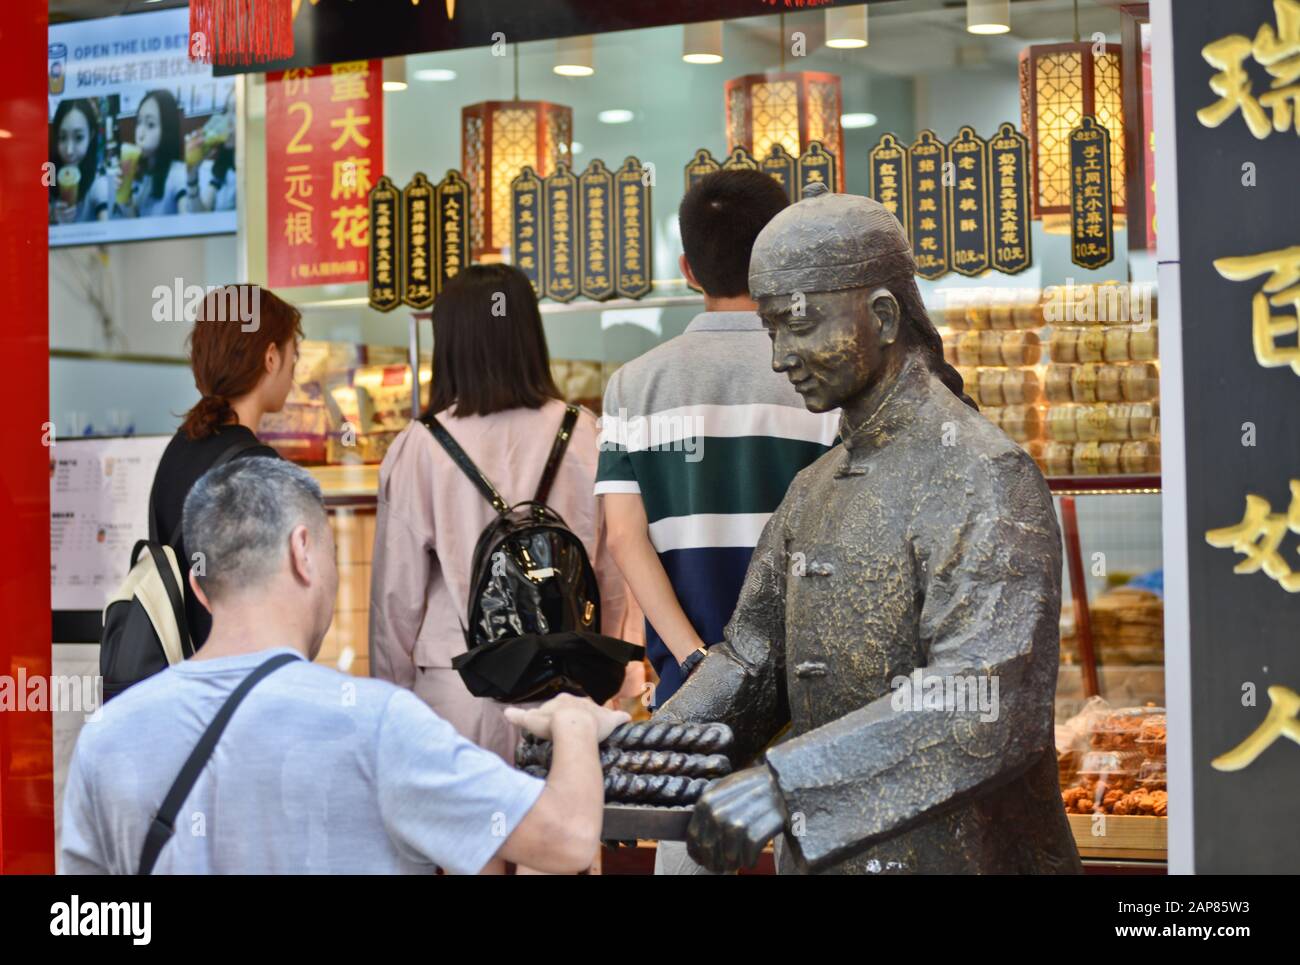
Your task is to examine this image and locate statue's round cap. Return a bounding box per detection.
[749,190,915,298]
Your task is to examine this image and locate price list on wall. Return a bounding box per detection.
[50,436,170,612]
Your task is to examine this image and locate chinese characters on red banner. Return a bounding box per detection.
[266,60,383,287]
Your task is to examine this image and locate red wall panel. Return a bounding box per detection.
[0,0,54,873]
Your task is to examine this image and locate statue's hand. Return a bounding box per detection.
[686,765,786,872]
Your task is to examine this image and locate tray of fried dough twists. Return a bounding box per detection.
[516,720,734,841]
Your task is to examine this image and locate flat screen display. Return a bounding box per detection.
[48,8,237,247]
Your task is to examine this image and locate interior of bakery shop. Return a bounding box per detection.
[19,0,1184,874]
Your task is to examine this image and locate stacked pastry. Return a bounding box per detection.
[516,720,734,807]
[1089,585,1165,664]
[1042,283,1161,477]
[939,283,1162,478]
[942,288,1048,468]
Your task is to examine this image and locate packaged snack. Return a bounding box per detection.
[1096,364,1123,402]
[1071,363,1100,403]
[1051,327,1079,364]
[1076,328,1106,363]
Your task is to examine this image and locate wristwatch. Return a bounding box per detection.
[679,646,709,679]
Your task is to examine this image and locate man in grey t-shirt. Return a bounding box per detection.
[62,458,624,875]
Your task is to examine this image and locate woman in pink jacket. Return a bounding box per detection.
[370,264,630,768]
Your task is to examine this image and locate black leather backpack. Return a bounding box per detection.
[422,405,642,704]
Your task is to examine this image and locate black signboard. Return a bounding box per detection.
[721,145,759,172]
[433,169,470,295]
[543,163,579,303]
[1166,0,1300,873]
[368,175,401,312]
[946,125,991,277]
[684,147,721,195]
[510,165,545,298]
[614,156,652,299]
[907,130,949,280]
[578,158,616,301]
[401,172,435,309]
[796,141,837,200]
[760,144,797,204]
[867,132,909,235]
[1069,116,1115,270]
[608,156,650,300]
[988,121,1033,275]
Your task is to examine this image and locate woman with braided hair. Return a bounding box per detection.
[146,284,300,649]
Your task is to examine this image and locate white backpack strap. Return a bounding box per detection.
[106,543,189,666]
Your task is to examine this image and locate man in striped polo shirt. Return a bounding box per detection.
[596,169,839,716]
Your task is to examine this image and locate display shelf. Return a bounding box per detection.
[1048,474,1161,495]
[1068,814,1167,861]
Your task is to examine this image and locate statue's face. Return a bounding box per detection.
[757,287,883,413]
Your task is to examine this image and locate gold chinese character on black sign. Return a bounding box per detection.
[761,143,797,204]
[544,163,579,303]
[579,158,616,301]
[797,141,837,200]
[511,165,545,298]
[988,121,1033,275]
[615,156,652,299]
[908,130,950,280]
[684,147,721,194]
[1069,116,1115,270]
[722,145,759,172]
[435,169,471,294]
[368,175,401,312]
[868,132,910,235]
[401,172,435,309]
[946,125,991,277]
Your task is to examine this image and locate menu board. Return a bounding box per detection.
[51,436,169,613]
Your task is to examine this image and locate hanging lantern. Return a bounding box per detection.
[724,72,845,191]
[462,101,573,259]
[1019,42,1126,234]
[190,0,294,66]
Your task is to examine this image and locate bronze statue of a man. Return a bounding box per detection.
[658,188,1082,874]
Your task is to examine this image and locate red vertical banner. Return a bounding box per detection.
[265,60,383,287]
[0,0,54,873]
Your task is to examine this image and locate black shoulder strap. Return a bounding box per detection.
[137,652,300,875]
[164,436,264,550]
[534,405,580,507]
[421,415,511,515]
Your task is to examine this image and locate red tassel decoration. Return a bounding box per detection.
[189,0,295,66]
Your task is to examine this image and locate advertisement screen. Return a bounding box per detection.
[48,8,237,247]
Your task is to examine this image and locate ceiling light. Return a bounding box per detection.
[555,35,594,77]
[841,112,878,129]
[382,57,408,92]
[598,109,634,124]
[683,21,724,64]
[967,0,1011,35]
[414,68,457,82]
[825,6,868,49]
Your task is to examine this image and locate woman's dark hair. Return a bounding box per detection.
[679,169,791,297]
[424,263,561,419]
[49,99,100,205]
[872,250,977,410]
[139,89,181,202]
[180,285,303,439]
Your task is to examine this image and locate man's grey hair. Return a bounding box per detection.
[183,457,326,602]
